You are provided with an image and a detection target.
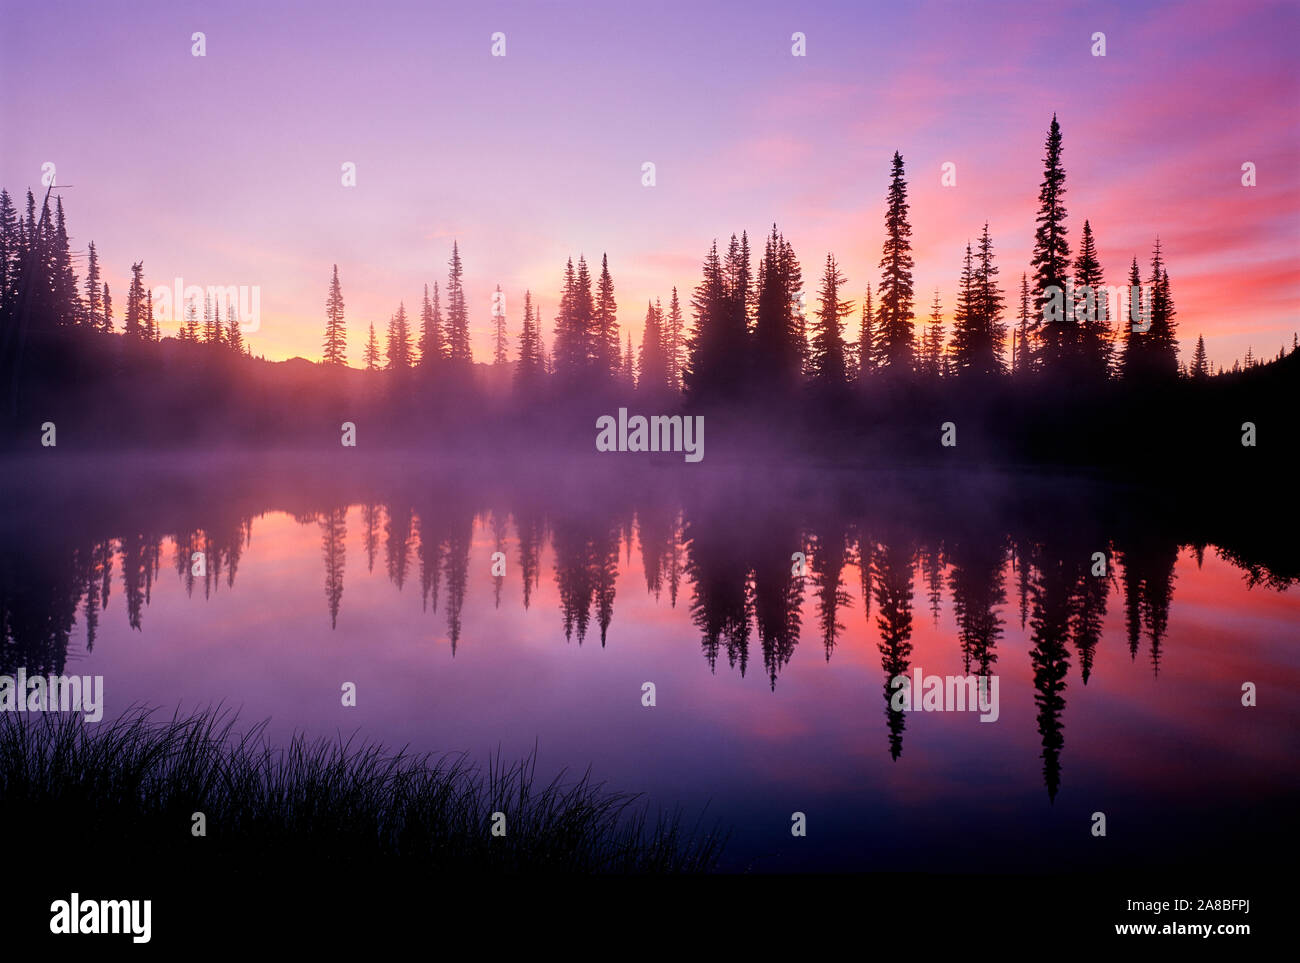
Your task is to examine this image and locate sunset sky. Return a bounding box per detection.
[3,0,1297,369]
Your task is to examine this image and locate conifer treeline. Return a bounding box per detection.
[304,116,1261,395]
[2,115,1290,415]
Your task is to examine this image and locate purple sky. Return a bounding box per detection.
[3,0,1297,368]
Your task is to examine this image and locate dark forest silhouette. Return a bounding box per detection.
[1,115,1295,462]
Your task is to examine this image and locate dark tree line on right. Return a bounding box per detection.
[679,114,1216,405]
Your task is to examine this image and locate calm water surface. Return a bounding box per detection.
[3,455,1296,872]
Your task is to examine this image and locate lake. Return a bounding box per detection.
[2,452,1295,873]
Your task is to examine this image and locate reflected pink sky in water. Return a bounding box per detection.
[56,507,1300,871]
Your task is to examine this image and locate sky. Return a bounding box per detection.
[2,0,1297,370]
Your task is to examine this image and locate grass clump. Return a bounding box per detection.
[0,705,725,874]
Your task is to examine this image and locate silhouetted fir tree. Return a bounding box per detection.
[51,198,78,327]
[83,240,100,329]
[949,243,978,374]
[638,300,669,392]
[418,283,443,372]
[1149,258,1179,377]
[723,233,751,337]
[491,284,508,365]
[515,290,544,392]
[363,322,380,371]
[1073,219,1110,380]
[1191,334,1208,378]
[1031,115,1072,374]
[101,283,112,333]
[621,329,635,387]
[684,240,743,401]
[874,152,915,373]
[552,258,582,382]
[386,302,412,371]
[445,242,472,368]
[665,287,683,392]
[1120,256,1144,379]
[752,225,803,392]
[144,289,155,341]
[920,289,944,377]
[124,262,146,340]
[857,283,875,383]
[807,253,852,392]
[1014,273,1031,375]
[974,223,1006,375]
[225,304,243,353]
[594,253,619,379]
[0,190,17,325]
[321,264,346,366]
[203,293,220,345]
[181,296,198,342]
[573,255,596,372]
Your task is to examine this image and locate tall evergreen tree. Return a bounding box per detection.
[445,242,472,366]
[180,296,197,341]
[1031,115,1072,372]
[491,284,508,365]
[1146,249,1179,378]
[124,262,146,340]
[419,283,443,371]
[752,225,805,392]
[1073,219,1111,380]
[594,254,619,379]
[225,304,243,353]
[552,258,581,381]
[857,283,875,382]
[364,322,380,371]
[144,288,155,341]
[101,283,112,333]
[949,243,978,376]
[684,240,745,400]
[322,264,347,366]
[51,197,78,327]
[1191,334,1208,378]
[574,255,595,371]
[84,240,101,328]
[1014,273,1031,375]
[515,290,543,392]
[638,299,669,392]
[0,190,17,325]
[922,289,944,377]
[622,329,636,387]
[203,292,220,344]
[808,253,852,391]
[386,302,413,371]
[1120,256,1144,379]
[875,152,915,373]
[665,287,684,392]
